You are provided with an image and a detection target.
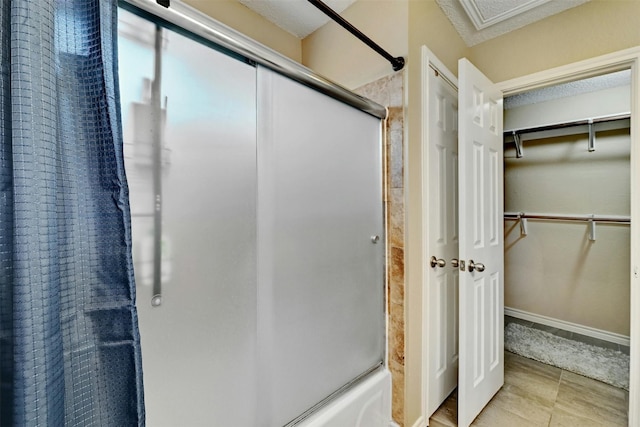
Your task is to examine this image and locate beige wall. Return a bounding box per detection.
[503,85,631,336]
[407,0,470,78]
[181,0,640,98]
[468,0,640,82]
[404,3,469,426]
[183,0,302,62]
[302,0,409,90]
[504,128,630,335]
[300,0,640,90]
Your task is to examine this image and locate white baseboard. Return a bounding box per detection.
[505,307,630,347]
[409,416,426,427]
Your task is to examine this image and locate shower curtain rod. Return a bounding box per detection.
[306,0,405,72]
[121,0,387,119]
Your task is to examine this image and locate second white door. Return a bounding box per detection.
[423,50,505,426]
[457,58,504,427]
[424,49,460,419]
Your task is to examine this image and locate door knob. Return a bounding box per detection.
[451,258,459,268]
[468,260,485,272]
[430,256,446,268]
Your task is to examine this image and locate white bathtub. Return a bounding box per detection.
[297,368,393,427]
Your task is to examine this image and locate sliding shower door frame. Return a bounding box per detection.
[118,2,389,426]
[120,0,387,120]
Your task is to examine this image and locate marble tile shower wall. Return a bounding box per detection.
[355,72,405,426]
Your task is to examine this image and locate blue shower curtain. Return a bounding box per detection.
[0,1,145,425]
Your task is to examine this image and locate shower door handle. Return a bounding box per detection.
[150,24,164,308]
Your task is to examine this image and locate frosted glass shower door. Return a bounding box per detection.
[118,10,257,427]
[257,67,385,426]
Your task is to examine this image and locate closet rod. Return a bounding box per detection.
[504,212,630,224]
[503,112,630,136]
[307,0,405,72]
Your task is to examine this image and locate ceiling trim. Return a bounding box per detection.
[459,0,552,31]
[436,0,591,47]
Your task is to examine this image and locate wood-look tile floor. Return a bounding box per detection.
[429,351,629,427]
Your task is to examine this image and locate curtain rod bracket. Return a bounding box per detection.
[307,0,405,72]
[156,0,170,8]
[391,57,405,72]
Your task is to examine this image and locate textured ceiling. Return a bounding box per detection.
[238,0,356,38]
[505,69,631,109]
[436,0,590,46]
[239,0,591,44]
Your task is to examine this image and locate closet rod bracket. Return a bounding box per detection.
[518,212,528,236]
[513,131,523,158]
[588,215,597,241]
[588,119,596,152]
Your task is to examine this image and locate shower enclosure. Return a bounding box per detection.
[118,4,386,426]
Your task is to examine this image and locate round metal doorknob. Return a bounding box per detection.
[430,256,446,268]
[468,260,485,272]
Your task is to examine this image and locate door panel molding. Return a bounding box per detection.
[421,46,461,420]
[458,58,504,427]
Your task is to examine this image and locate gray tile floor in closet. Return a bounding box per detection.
[429,316,629,426]
[505,315,630,355]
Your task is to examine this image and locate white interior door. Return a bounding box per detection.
[457,58,504,427]
[423,49,460,418]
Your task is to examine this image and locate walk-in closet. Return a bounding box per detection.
[502,69,631,365]
[422,50,633,426]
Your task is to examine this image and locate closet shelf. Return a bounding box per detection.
[503,112,630,137]
[503,113,630,158]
